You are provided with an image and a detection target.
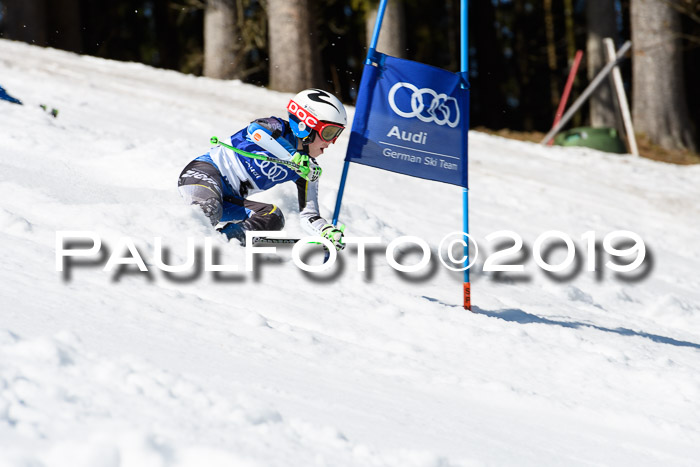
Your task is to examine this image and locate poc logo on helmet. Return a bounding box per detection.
[287,100,319,131]
[387,82,460,128]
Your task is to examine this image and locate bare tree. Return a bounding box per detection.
[204,0,241,79]
[586,0,620,129]
[365,0,405,58]
[267,0,321,92]
[631,0,697,151]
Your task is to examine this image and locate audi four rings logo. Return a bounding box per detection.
[257,160,289,183]
[387,82,460,127]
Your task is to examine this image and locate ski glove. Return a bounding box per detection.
[321,224,345,251]
[291,152,322,182]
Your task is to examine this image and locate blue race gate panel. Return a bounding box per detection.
[345,54,469,188]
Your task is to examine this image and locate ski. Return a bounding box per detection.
[250,236,332,263]
[250,237,303,245]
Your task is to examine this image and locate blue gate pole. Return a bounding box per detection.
[332,0,389,225]
[461,0,471,311]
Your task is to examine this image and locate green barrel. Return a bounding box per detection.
[554,127,627,154]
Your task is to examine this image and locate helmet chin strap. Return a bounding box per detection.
[297,131,315,154]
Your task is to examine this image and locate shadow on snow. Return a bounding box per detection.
[421,296,700,351]
[474,306,700,350]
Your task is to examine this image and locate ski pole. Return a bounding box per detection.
[252,236,333,263]
[210,136,305,173]
[253,224,345,263]
[253,226,344,249]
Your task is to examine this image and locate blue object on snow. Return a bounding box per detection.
[0,85,23,105]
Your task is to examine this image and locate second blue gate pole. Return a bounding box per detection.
[332,0,389,225]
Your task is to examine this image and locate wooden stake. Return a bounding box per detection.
[604,38,639,156]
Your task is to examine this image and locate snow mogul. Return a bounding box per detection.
[178,88,346,251]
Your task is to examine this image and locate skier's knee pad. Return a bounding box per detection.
[267,206,285,231]
[242,204,285,231]
[178,185,223,226]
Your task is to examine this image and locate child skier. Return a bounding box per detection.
[178,88,347,251]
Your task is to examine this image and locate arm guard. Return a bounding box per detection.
[296,177,328,236]
[246,118,296,161]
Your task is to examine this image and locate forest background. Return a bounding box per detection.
[1,0,698,163]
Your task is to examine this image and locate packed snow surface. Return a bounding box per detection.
[1,40,700,466]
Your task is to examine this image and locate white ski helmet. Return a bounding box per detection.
[287,89,347,142]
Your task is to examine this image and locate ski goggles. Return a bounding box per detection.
[316,121,345,142]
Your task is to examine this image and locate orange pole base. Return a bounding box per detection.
[463,282,471,311]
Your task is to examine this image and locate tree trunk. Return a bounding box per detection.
[204,0,240,79]
[153,0,178,70]
[473,0,507,128]
[631,0,697,151]
[365,0,405,58]
[586,0,619,129]
[267,0,321,92]
[3,0,48,46]
[564,0,582,127]
[563,0,576,61]
[543,0,559,111]
[46,0,82,52]
[512,0,534,131]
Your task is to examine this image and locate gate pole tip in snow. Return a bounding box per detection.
[463,283,471,310]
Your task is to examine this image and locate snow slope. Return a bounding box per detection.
[1,39,700,466]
